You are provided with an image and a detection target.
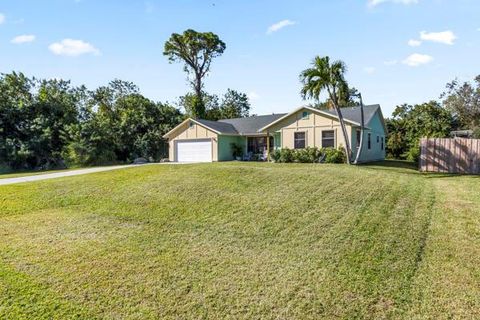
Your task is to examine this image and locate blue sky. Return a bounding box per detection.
[0,0,479,116]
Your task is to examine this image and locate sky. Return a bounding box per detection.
[0,0,479,117]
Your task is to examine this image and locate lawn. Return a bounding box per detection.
[0,162,479,319]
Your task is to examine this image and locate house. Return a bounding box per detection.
[163,104,387,163]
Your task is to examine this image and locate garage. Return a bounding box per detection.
[176,139,212,162]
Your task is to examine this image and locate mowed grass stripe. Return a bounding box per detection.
[0,162,478,319]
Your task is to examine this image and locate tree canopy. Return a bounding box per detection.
[0,73,182,171]
[386,101,453,161]
[164,29,226,119]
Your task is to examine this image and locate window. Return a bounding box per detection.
[368,133,371,149]
[377,136,380,143]
[301,111,309,120]
[189,121,194,128]
[381,137,384,151]
[322,130,335,148]
[356,129,361,147]
[294,132,306,149]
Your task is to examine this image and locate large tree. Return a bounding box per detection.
[386,101,453,161]
[164,29,226,119]
[178,89,250,121]
[442,75,480,136]
[300,56,353,164]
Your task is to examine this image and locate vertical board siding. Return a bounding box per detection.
[420,138,480,174]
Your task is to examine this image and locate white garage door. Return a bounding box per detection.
[176,139,212,162]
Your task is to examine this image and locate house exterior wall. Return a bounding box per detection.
[266,108,353,150]
[352,110,386,162]
[167,122,219,161]
[218,135,244,161]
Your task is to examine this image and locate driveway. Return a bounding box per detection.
[0,164,145,186]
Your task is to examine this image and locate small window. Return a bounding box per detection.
[189,121,194,128]
[377,136,379,143]
[294,132,306,149]
[368,133,371,150]
[381,137,384,151]
[356,129,361,147]
[322,130,335,148]
[301,111,309,120]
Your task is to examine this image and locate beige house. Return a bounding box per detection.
[163,105,387,163]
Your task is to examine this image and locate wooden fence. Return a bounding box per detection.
[420,138,480,174]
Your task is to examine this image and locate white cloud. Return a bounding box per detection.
[384,60,398,66]
[248,91,260,100]
[363,67,376,74]
[0,13,5,24]
[420,30,456,45]
[11,34,36,44]
[368,0,418,7]
[408,39,422,47]
[402,53,433,67]
[267,19,296,35]
[48,39,100,57]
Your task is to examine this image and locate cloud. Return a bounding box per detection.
[363,67,376,74]
[11,34,36,44]
[49,39,100,56]
[420,30,456,45]
[408,39,422,47]
[368,0,418,7]
[267,19,296,35]
[402,53,433,67]
[248,91,260,100]
[384,60,398,66]
[0,13,5,24]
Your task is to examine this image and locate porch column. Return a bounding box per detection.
[266,131,270,161]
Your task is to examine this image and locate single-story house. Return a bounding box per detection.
[163,104,387,163]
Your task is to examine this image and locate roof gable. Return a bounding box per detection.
[218,113,287,134]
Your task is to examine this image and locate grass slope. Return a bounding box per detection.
[0,162,478,319]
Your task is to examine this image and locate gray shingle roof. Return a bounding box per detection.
[195,105,380,135]
[218,113,287,134]
[195,119,239,135]
[322,104,380,125]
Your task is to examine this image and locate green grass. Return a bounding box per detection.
[0,162,478,319]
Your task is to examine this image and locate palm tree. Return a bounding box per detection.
[300,56,352,164]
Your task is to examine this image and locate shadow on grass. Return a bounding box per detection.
[359,160,420,175]
[359,160,480,179]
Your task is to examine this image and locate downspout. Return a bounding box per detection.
[353,93,365,165]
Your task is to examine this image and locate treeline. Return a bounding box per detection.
[0,72,251,172]
[386,75,480,161]
[0,72,184,171]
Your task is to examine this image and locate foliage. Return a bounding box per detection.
[230,143,243,158]
[322,147,346,163]
[314,86,360,110]
[164,29,226,118]
[271,147,345,163]
[299,56,353,163]
[386,101,453,161]
[441,75,480,134]
[0,73,183,170]
[179,89,250,121]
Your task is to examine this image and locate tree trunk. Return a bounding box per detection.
[193,72,205,119]
[334,106,352,164]
[353,95,365,165]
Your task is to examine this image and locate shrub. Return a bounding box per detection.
[321,147,346,164]
[271,148,294,163]
[292,147,322,163]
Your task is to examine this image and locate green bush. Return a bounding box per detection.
[271,147,345,164]
[322,147,346,164]
[271,148,294,163]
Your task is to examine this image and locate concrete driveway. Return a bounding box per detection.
[0,164,144,186]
